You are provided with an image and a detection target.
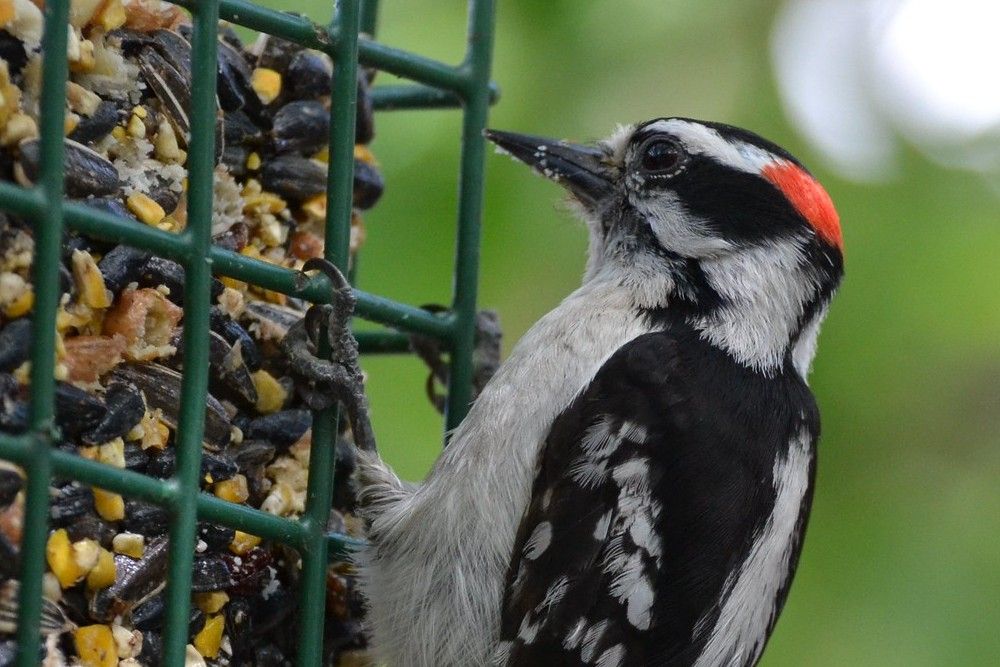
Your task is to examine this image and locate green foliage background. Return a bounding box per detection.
[278,1,999,664]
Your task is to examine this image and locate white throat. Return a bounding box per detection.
[691,241,819,377]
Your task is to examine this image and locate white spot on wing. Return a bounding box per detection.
[595,643,626,667]
[523,521,552,561]
[563,617,587,651]
[579,620,609,663]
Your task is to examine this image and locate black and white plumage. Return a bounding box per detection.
[353,118,844,667]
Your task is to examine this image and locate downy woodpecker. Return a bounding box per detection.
[352,118,844,666]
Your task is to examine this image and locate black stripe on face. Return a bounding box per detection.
[668,153,807,245]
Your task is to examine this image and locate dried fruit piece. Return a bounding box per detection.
[102,287,182,361]
[62,334,127,383]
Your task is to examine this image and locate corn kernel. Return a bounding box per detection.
[127,192,166,226]
[74,625,117,667]
[71,248,111,309]
[313,147,329,163]
[301,194,327,220]
[93,488,125,521]
[251,68,282,104]
[95,0,127,32]
[126,113,145,138]
[245,151,261,171]
[353,144,377,165]
[252,370,287,414]
[73,538,101,576]
[214,474,249,504]
[86,548,116,591]
[97,437,125,468]
[111,125,126,141]
[220,275,247,292]
[193,613,225,659]
[229,531,262,556]
[132,105,147,120]
[240,244,261,260]
[64,112,80,135]
[0,112,38,146]
[112,623,142,659]
[46,529,83,588]
[112,532,145,559]
[3,288,32,318]
[71,39,96,73]
[194,591,229,614]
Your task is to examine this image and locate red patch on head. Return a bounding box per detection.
[761,162,842,249]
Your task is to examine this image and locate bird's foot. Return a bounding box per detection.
[410,308,502,414]
[281,258,376,453]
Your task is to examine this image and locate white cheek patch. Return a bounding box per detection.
[632,191,734,258]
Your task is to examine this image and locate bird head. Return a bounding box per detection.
[486,118,844,377]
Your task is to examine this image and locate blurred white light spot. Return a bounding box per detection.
[874,0,1000,140]
[772,0,1000,180]
[771,0,896,179]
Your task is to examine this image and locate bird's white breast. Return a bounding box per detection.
[359,277,652,666]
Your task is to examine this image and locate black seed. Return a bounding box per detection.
[353,159,384,210]
[121,500,170,536]
[17,139,120,198]
[286,50,332,100]
[271,100,329,154]
[211,309,262,371]
[50,484,95,527]
[69,100,121,145]
[66,513,116,548]
[0,467,21,506]
[0,319,31,373]
[260,155,326,202]
[132,593,165,631]
[242,410,311,450]
[191,555,235,592]
[0,30,28,75]
[97,245,151,295]
[197,522,235,551]
[81,381,145,445]
[54,382,106,440]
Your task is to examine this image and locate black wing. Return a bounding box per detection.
[494,328,818,666]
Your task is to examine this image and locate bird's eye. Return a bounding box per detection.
[640,138,684,176]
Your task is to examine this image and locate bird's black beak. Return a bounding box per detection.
[484,129,614,206]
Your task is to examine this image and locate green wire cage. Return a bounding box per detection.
[0,0,496,664]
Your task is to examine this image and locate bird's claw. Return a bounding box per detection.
[281,258,376,452]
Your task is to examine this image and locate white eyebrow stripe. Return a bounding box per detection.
[639,119,780,175]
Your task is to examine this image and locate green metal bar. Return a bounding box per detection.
[296,0,360,663]
[355,329,412,353]
[372,84,465,110]
[65,201,193,262]
[355,33,472,94]
[444,0,496,432]
[160,1,218,663]
[176,0,332,51]
[0,181,44,217]
[180,0,475,94]
[359,0,379,35]
[207,245,454,339]
[372,82,500,111]
[15,0,69,662]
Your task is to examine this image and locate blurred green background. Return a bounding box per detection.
[278,1,999,664]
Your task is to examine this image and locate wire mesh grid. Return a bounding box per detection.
[0,0,496,663]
